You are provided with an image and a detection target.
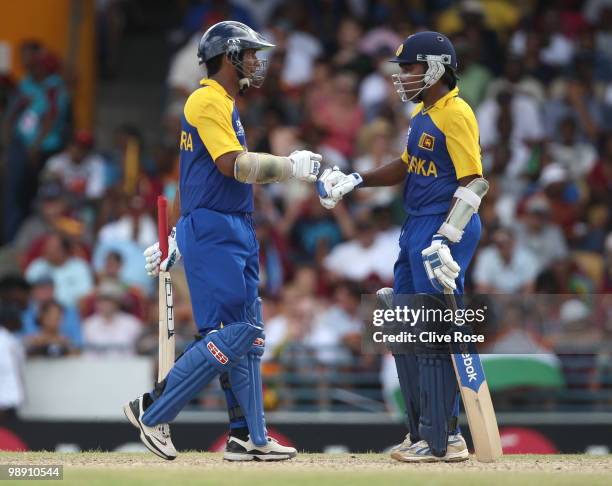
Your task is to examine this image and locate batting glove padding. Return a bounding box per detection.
[421,235,460,292]
[317,166,345,209]
[289,150,322,183]
[144,227,181,276]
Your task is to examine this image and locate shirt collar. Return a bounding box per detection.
[199,78,234,101]
[422,86,459,113]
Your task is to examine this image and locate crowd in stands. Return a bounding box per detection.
[1,0,612,414]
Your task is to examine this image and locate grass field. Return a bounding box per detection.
[1,452,611,485]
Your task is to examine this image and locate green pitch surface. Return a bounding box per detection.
[1,452,611,485]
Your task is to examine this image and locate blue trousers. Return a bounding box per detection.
[177,208,259,331]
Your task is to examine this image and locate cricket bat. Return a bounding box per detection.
[444,288,503,462]
[157,196,175,382]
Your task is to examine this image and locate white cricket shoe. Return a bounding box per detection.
[123,395,177,461]
[391,434,469,463]
[389,433,414,455]
[224,435,297,461]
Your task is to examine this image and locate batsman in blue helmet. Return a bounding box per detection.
[318,31,489,462]
[124,20,321,461]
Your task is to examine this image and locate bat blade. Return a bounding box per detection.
[451,348,503,462]
[158,270,175,382]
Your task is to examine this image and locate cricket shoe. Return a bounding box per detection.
[223,435,297,461]
[123,395,177,461]
[389,433,414,455]
[391,434,469,463]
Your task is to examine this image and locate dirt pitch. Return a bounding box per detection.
[1,452,611,485]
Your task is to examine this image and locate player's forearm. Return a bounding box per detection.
[217,150,319,184]
[359,158,407,187]
[169,186,180,228]
[234,151,293,183]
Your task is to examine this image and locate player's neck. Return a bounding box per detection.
[422,85,450,110]
[211,73,239,99]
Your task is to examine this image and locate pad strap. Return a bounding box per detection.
[454,186,482,210]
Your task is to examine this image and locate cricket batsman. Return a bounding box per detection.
[123,21,321,461]
[318,31,488,462]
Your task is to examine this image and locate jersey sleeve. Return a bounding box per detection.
[445,109,483,179]
[184,95,244,161]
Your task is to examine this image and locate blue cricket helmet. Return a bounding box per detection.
[197,21,275,65]
[389,31,457,70]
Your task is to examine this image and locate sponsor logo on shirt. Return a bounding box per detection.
[235,119,245,138]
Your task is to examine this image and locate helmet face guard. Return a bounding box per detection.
[226,39,268,89]
[392,54,450,103]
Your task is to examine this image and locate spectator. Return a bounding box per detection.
[455,39,493,109]
[83,250,146,319]
[473,227,539,293]
[537,163,582,238]
[515,196,569,274]
[24,233,93,308]
[548,117,597,179]
[20,276,82,348]
[43,130,107,201]
[24,300,76,357]
[323,218,398,284]
[97,195,156,249]
[587,132,612,204]
[477,85,544,153]
[82,282,142,356]
[256,214,291,298]
[312,72,365,163]
[306,281,363,365]
[510,8,575,71]
[352,119,400,209]
[0,307,25,420]
[12,182,70,266]
[2,48,71,241]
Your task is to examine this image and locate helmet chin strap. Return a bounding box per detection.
[238,77,251,95]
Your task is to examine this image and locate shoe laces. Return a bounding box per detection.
[158,424,170,438]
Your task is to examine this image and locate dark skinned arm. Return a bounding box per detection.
[215,150,243,178]
[169,185,180,228]
[359,158,407,187]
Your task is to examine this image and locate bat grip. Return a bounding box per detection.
[157,196,169,260]
[444,288,458,312]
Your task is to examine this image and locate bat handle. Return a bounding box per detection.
[443,287,458,312]
[157,196,169,260]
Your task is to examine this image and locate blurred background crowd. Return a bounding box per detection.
[1,0,612,417]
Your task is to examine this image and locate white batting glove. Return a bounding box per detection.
[143,227,181,277]
[317,166,346,209]
[329,171,363,200]
[289,150,322,183]
[421,235,460,292]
